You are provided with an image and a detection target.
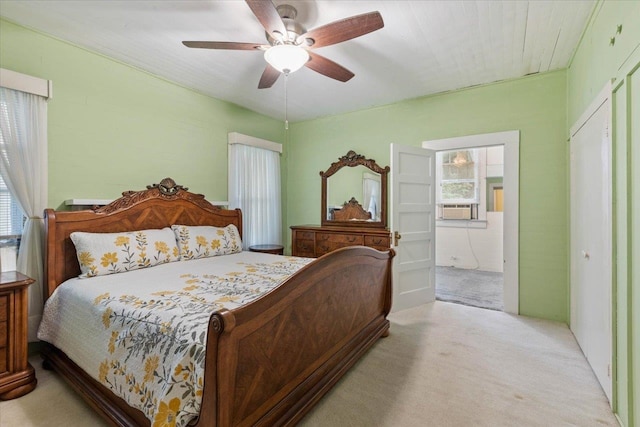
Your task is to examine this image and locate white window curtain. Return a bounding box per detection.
[362,172,381,221]
[229,140,281,250]
[0,87,48,342]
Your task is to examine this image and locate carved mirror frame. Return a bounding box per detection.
[320,151,389,229]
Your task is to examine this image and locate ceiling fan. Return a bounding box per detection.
[182,0,384,89]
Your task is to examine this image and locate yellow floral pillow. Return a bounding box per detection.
[171,224,242,260]
[70,228,180,277]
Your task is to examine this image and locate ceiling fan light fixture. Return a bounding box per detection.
[264,44,309,74]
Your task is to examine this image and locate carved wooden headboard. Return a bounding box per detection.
[44,178,242,300]
[332,197,372,221]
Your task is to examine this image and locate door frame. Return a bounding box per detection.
[422,130,520,314]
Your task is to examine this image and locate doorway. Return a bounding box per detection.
[423,131,519,314]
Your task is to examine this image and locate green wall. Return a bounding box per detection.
[567,1,640,426]
[287,70,568,322]
[568,1,640,124]
[0,18,286,209]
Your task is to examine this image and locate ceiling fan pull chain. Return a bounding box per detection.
[284,71,289,130]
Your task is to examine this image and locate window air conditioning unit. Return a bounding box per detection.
[442,204,472,220]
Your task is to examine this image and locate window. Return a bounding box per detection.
[228,133,282,249]
[437,149,480,204]
[0,168,25,271]
[1,70,50,341]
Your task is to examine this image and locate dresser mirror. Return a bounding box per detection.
[321,151,389,228]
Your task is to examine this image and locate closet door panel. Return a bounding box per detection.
[570,88,612,403]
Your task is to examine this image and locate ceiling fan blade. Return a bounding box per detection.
[305,52,354,82]
[245,0,287,40]
[258,64,281,89]
[298,11,384,48]
[182,41,266,50]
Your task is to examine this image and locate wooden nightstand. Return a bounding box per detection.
[0,271,37,400]
[249,244,284,255]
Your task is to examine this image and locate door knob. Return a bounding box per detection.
[394,231,402,246]
[581,250,590,259]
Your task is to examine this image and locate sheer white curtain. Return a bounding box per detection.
[229,142,281,249]
[362,173,381,221]
[0,87,48,341]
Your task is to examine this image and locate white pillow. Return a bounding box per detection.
[171,224,242,260]
[70,228,180,277]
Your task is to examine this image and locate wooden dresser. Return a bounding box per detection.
[291,225,391,258]
[0,271,37,400]
[296,151,392,258]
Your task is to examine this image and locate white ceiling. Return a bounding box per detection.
[0,0,595,122]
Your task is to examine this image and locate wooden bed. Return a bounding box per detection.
[41,178,394,426]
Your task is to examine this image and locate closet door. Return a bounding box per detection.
[569,85,612,403]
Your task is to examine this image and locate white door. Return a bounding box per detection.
[390,144,436,312]
[570,85,612,403]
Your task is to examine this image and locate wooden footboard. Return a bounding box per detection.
[197,245,394,426]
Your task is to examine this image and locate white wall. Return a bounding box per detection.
[436,145,504,272]
[486,146,504,177]
[436,211,504,272]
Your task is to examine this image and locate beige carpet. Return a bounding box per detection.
[0,301,617,427]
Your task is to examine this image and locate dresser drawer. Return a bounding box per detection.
[291,226,391,259]
[295,231,315,240]
[364,235,390,248]
[317,233,364,245]
[294,240,315,257]
[316,233,364,256]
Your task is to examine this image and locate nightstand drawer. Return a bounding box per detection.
[0,345,7,373]
[0,320,6,347]
[0,294,7,322]
[0,271,36,399]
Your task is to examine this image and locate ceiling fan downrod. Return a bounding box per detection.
[267,4,306,46]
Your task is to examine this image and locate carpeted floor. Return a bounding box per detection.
[436,266,504,311]
[0,302,616,427]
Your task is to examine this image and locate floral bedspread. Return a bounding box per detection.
[38,252,312,427]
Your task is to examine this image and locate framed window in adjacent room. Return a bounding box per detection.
[435,148,483,220]
[437,149,480,204]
